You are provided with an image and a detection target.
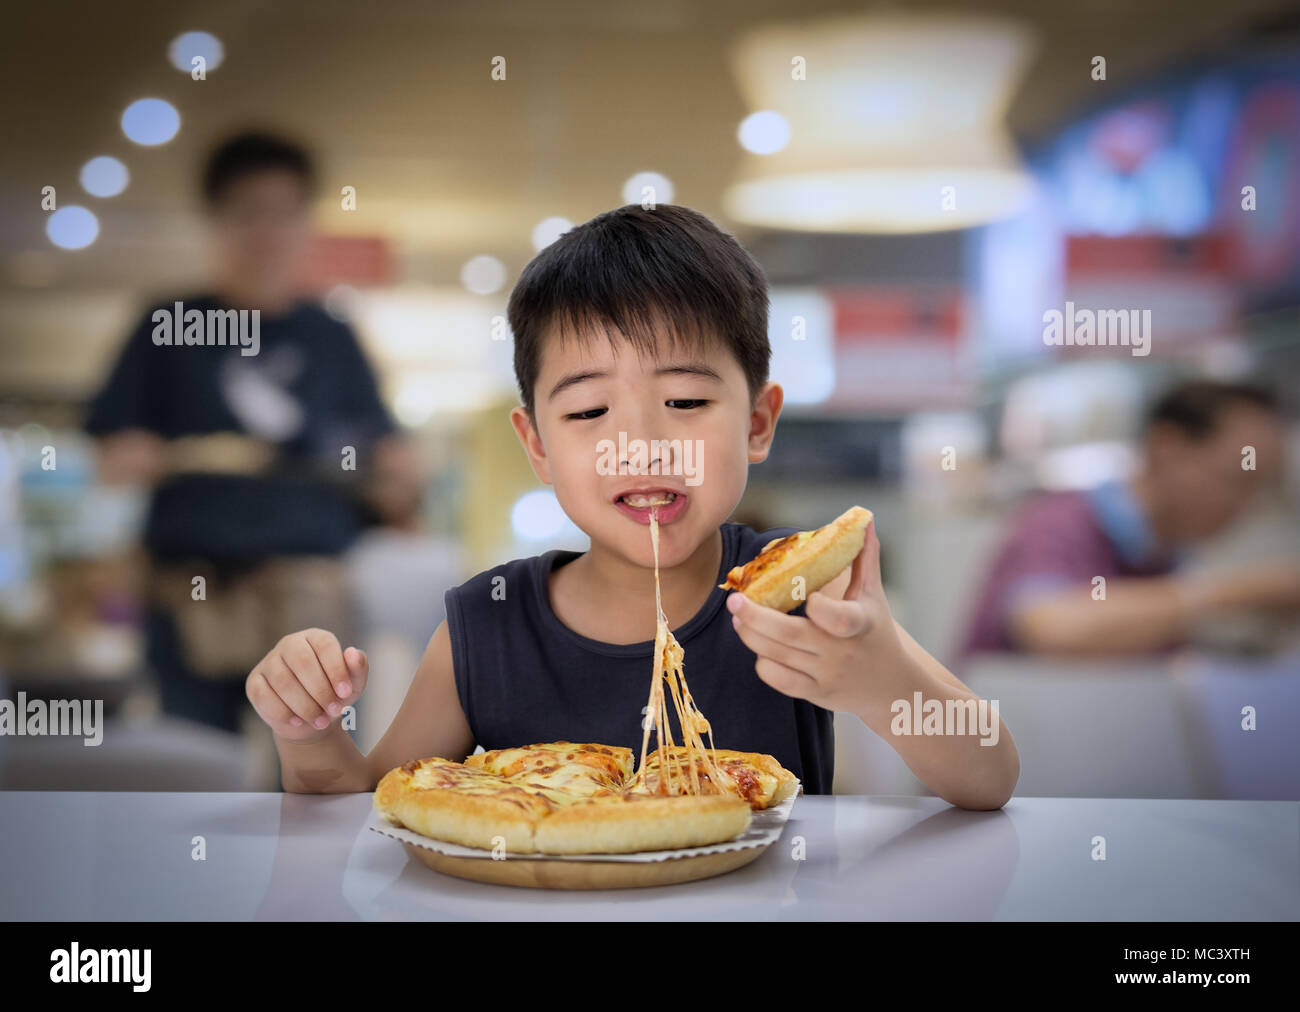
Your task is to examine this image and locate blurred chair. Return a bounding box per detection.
[960,650,1300,800]
[0,714,260,791]
[960,655,1210,798]
[344,527,464,753]
[1174,649,1300,800]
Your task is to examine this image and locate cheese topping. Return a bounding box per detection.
[468,743,630,797]
[405,757,601,809]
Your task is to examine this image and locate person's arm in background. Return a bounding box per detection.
[96,430,167,485]
[1009,562,1300,655]
[331,318,426,527]
[364,435,425,529]
[84,308,168,485]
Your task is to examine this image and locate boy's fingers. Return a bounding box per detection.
[282,637,341,716]
[258,657,323,726]
[247,670,297,729]
[726,594,821,651]
[731,614,819,671]
[342,647,369,698]
[845,520,880,600]
[272,645,332,725]
[304,629,350,699]
[804,593,872,639]
[753,655,819,700]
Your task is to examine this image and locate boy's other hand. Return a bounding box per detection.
[246,628,369,744]
[727,519,907,716]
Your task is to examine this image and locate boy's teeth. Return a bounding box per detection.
[622,492,677,507]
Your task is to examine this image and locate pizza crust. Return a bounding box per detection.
[534,794,752,854]
[720,505,873,612]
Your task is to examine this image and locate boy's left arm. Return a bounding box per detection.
[726,518,1020,810]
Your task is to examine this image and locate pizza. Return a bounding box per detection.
[373,503,811,857]
[719,505,873,612]
[374,743,758,855]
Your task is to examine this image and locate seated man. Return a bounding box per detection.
[959,379,1299,658]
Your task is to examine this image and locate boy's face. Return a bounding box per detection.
[511,325,782,570]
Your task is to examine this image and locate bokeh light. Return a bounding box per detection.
[531,217,573,251]
[738,110,791,154]
[45,206,100,249]
[621,171,675,206]
[511,489,570,540]
[121,98,181,146]
[79,156,129,198]
[460,255,507,294]
[168,31,225,73]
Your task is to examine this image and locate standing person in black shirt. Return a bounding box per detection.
[85,132,421,734]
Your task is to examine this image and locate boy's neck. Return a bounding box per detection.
[556,527,724,644]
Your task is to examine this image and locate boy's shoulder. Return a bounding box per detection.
[447,547,561,600]
[730,519,803,559]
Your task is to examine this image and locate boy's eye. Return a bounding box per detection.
[667,399,709,410]
[564,407,607,421]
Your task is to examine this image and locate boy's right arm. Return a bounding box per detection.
[246,620,474,794]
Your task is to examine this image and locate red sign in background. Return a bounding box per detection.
[826,287,970,411]
[299,235,394,294]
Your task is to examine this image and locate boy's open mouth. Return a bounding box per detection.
[617,491,678,507]
[612,487,688,525]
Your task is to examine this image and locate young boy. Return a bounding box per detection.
[247,205,1020,809]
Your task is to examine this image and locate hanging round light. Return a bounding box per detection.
[724,13,1040,233]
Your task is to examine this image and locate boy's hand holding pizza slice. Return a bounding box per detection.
[722,506,911,718]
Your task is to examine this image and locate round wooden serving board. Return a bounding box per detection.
[402,839,770,890]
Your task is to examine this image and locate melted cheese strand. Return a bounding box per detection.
[635,508,735,797]
[635,515,667,785]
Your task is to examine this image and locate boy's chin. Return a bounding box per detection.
[614,518,707,569]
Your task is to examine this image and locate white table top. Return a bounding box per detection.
[2,791,1295,920]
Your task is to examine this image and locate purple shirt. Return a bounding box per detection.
[957,487,1176,661]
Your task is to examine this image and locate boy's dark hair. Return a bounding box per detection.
[201,131,316,207]
[1145,379,1279,439]
[508,205,770,421]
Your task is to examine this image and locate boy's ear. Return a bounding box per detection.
[510,405,554,485]
[747,381,784,464]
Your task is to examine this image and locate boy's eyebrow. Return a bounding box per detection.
[658,362,724,383]
[547,362,723,401]
[548,369,608,400]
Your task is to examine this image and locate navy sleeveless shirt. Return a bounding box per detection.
[444,522,835,794]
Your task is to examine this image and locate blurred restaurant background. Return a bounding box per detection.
[0,0,1297,797]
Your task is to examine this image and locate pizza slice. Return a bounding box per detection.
[625,745,799,811]
[719,505,873,612]
[374,756,560,853]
